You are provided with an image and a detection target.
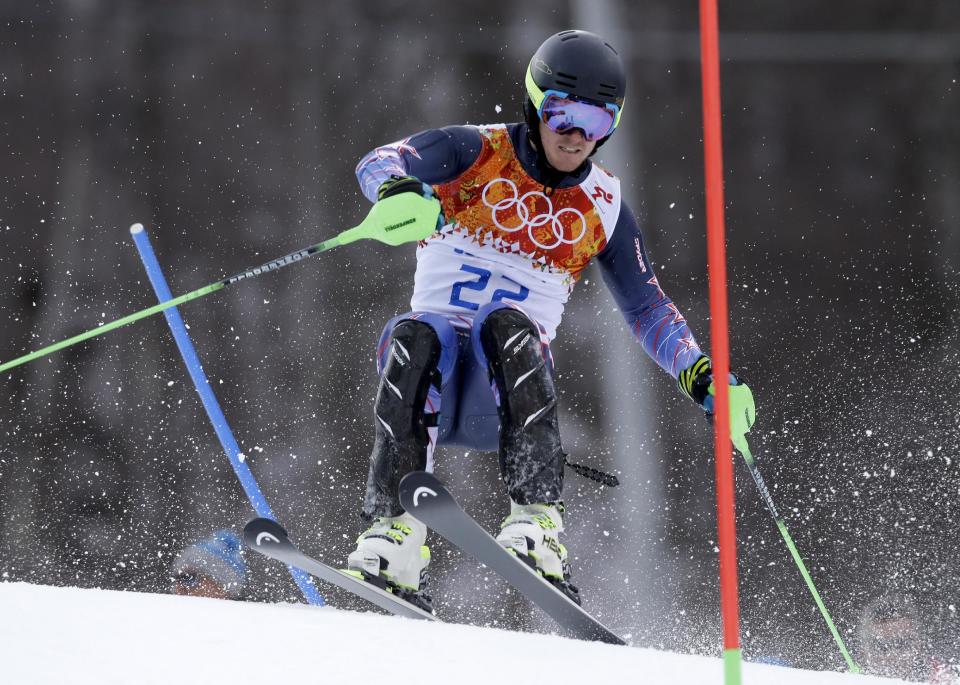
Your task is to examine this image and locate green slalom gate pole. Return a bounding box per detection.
[733,435,862,674]
[0,193,441,375]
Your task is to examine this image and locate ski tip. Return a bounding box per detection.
[398,471,443,511]
[129,223,144,234]
[242,517,289,551]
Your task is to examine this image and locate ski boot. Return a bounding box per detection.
[346,512,433,612]
[496,500,581,605]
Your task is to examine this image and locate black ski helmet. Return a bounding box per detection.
[524,30,626,154]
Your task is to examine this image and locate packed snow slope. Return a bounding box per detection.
[0,582,907,685]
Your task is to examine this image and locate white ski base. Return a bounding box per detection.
[0,581,907,684]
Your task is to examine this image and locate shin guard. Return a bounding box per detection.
[479,308,564,504]
[362,319,441,519]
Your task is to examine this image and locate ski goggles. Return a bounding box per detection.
[537,91,620,141]
[525,66,623,142]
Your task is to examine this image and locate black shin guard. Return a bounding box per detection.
[479,309,564,504]
[362,320,441,520]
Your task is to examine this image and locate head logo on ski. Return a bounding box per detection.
[255,532,281,546]
[411,486,438,507]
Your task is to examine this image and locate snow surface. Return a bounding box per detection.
[0,581,910,685]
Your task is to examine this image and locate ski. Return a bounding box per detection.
[398,471,626,645]
[242,517,436,622]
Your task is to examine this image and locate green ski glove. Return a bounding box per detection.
[376,174,446,233]
[377,174,434,201]
[678,355,756,446]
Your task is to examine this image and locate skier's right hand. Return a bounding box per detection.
[376,174,446,232]
[377,174,433,200]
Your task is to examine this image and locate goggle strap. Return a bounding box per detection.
[525,66,546,111]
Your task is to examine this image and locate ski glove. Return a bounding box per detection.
[678,355,756,441]
[377,174,433,201]
[377,174,446,231]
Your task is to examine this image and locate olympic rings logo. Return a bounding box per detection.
[481,178,587,250]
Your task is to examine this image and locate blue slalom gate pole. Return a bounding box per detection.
[129,223,324,606]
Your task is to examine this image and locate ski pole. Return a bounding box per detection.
[130,224,325,606]
[733,435,861,673]
[0,193,441,374]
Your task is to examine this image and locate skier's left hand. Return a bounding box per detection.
[679,356,756,443]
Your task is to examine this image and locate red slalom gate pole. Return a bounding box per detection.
[698,1,742,683]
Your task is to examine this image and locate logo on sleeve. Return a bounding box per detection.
[634,237,647,273]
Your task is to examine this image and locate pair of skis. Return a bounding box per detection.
[244,471,625,646]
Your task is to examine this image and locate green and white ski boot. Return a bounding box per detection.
[346,512,433,612]
[496,500,580,605]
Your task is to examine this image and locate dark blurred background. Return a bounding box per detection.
[1,0,957,673]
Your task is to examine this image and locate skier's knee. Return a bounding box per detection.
[477,307,564,504]
[477,306,541,370]
[374,319,441,440]
[379,313,458,377]
[364,319,442,520]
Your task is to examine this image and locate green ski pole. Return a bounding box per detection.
[0,193,441,374]
[733,434,861,673]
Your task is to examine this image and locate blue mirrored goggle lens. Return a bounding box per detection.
[540,95,616,142]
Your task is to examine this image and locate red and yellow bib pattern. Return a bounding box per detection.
[432,126,616,281]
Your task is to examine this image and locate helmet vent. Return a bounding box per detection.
[555,79,577,89]
[556,71,578,81]
[604,42,619,55]
[558,31,578,41]
[598,82,619,99]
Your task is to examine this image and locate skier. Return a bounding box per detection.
[344,29,755,609]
